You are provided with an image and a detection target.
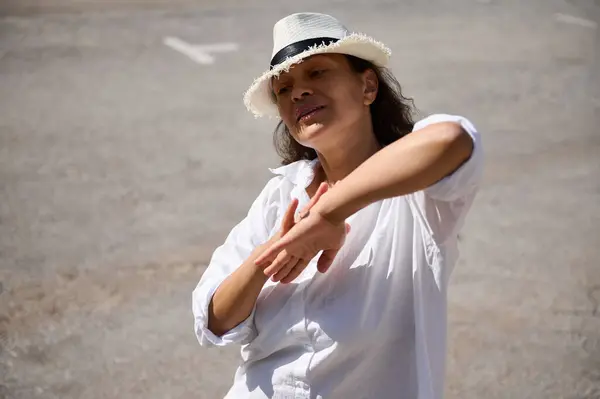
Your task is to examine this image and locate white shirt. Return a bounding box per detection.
[192,114,484,399]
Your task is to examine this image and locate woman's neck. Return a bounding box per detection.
[316,125,381,185]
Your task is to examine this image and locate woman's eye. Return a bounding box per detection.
[310,69,327,78]
[277,86,290,95]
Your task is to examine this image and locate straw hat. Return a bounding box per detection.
[243,12,391,118]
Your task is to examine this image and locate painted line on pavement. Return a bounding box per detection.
[554,13,597,29]
[163,36,239,65]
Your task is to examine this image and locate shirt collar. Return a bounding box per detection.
[269,158,320,188]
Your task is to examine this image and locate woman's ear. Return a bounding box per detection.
[363,69,379,105]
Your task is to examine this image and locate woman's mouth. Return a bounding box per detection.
[296,106,325,122]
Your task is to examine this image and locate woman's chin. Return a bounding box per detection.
[298,122,329,141]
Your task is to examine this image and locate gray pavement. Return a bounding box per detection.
[0,0,599,398]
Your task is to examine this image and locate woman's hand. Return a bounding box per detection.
[259,182,330,283]
[255,185,350,283]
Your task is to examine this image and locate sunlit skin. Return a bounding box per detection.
[271,54,381,188]
[208,53,474,335]
[256,54,475,282]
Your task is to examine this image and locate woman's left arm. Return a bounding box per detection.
[255,116,481,275]
[314,121,474,225]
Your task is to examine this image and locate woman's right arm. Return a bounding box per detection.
[206,233,280,337]
[192,177,283,348]
[193,179,328,347]
[207,188,323,336]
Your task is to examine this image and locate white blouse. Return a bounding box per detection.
[192,114,484,399]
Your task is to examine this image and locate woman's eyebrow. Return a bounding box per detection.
[272,75,292,87]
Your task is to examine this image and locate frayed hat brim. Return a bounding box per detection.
[243,33,391,118]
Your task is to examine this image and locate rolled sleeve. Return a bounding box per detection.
[413,114,484,202]
[191,176,281,348]
[192,278,258,347]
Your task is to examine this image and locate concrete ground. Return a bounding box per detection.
[0,0,599,398]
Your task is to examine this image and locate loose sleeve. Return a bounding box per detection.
[413,113,484,202]
[408,116,484,398]
[192,177,281,348]
[407,114,484,248]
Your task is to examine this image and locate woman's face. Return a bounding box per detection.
[271,54,378,150]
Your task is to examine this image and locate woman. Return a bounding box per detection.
[192,12,483,399]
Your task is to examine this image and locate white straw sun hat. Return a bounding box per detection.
[243,12,392,118]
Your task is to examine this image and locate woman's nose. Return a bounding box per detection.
[292,85,313,102]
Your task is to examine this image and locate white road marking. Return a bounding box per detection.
[554,13,597,29]
[163,36,239,65]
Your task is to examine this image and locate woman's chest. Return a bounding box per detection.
[252,197,424,348]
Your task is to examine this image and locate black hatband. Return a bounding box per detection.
[270,37,339,69]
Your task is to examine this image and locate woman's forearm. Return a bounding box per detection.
[207,239,274,337]
[315,122,473,224]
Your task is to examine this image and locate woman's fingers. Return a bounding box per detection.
[255,236,291,266]
[281,198,299,233]
[280,258,310,284]
[263,250,292,276]
[271,256,300,282]
[312,182,329,202]
[316,249,338,273]
[296,183,328,222]
[307,182,328,210]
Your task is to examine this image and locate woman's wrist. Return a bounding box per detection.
[312,186,358,226]
[246,236,281,281]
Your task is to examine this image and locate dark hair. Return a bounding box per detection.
[272,54,416,165]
